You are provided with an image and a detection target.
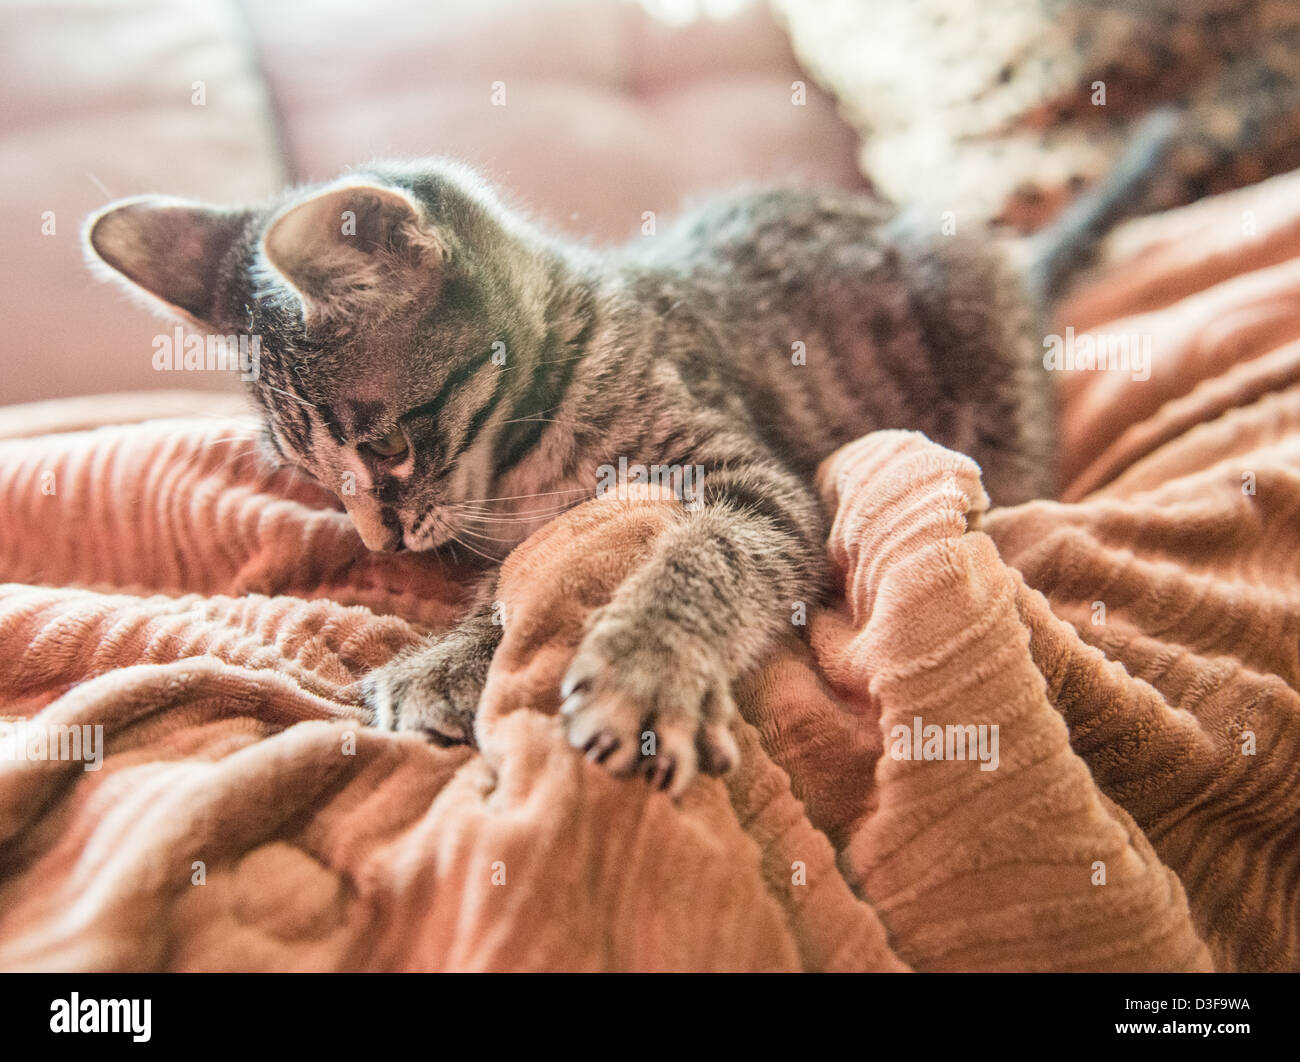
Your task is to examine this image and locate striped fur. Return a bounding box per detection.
[86,160,1058,796]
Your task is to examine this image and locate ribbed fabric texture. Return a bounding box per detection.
[1,173,1298,971]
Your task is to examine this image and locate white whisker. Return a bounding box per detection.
[265,384,317,410]
[447,534,498,564]
[454,526,527,544]
[453,487,589,504]
[455,506,578,523]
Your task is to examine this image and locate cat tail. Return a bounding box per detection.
[1022,105,1182,308]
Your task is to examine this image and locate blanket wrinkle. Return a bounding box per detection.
[990,422,1300,973]
[1058,259,1300,486]
[1062,169,1300,335]
[0,418,472,626]
[987,298,1300,973]
[478,487,906,970]
[1062,342,1300,500]
[1002,576,1300,971]
[814,434,1210,972]
[4,169,1300,970]
[0,586,420,715]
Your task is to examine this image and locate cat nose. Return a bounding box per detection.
[355,522,402,552]
[366,527,405,552]
[340,493,402,551]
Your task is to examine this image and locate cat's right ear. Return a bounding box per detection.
[84,196,249,325]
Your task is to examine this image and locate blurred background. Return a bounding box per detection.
[3,0,1298,405]
[0,0,864,404]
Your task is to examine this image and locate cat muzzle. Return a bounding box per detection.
[341,495,404,552]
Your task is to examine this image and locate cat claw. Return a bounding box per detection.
[560,623,740,798]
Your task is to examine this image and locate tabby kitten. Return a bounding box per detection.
[84,139,1156,795]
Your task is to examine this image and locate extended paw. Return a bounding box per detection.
[559,617,740,798]
[363,630,495,746]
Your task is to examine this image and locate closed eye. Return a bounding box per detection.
[361,427,408,460]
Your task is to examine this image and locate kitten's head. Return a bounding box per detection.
[85,161,572,557]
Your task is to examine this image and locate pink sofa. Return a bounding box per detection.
[0,0,863,404]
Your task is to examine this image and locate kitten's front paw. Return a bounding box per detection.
[560,618,740,798]
[363,632,494,746]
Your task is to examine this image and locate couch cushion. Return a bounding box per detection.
[0,0,285,404]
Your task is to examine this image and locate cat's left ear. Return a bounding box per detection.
[84,196,249,324]
[260,181,444,322]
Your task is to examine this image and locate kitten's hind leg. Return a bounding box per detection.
[363,579,502,745]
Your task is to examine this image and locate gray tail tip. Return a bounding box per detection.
[1026,104,1185,307]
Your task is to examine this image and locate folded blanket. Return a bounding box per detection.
[2,172,1299,971]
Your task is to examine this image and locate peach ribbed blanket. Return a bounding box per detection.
[3,173,1300,972]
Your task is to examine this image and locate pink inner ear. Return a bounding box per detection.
[87,197,244,323]
[262,183,442,313]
